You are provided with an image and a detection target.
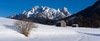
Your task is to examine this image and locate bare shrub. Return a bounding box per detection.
[14,20,37,37]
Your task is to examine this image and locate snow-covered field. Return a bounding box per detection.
[0,17,100,41]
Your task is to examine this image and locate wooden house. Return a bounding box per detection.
[56,20,67,27]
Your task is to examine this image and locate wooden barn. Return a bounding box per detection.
[56,20,67,27]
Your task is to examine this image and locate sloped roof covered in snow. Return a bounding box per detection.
[57,20,66,23]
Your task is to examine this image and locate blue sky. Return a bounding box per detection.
[0,0,98,17]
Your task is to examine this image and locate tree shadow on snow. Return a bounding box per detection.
[3,25,22,34]
[77,31,100,36]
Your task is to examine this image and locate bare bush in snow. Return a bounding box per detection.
[14,20,37,37]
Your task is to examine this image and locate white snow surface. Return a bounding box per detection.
[0,17,100,41]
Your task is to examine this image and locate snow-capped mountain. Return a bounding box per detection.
[19,6,71,20]
[8,6,71,23]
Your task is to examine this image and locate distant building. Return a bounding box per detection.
[56,20,67,27]
[72,24,78,27]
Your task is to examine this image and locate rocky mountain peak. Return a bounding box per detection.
[9,6,71,20]
[34,6,39,10]
[57,9,60,12]
[62,7,68,12]
[22,11,26,14]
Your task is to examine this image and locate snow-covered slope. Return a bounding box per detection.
[0,17,100,41]
[10,6,71,20]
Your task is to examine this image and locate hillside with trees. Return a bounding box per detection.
[56,0,100,28]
